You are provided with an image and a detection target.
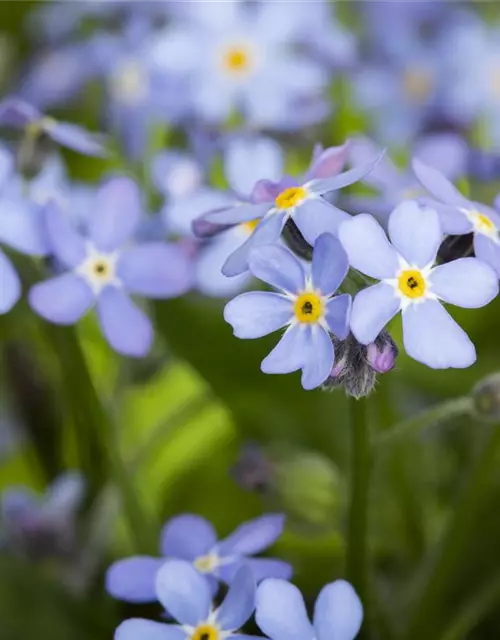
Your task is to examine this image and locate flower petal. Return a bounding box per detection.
[256,579,314,640]
[203,202,271,226]
[169,188,235,237]
[224,292,292,339]
[0,199,49,256]
[426,201,473,235]
[217,514,285,557]
[311,233,349,296]
[96,287,153,357]
[88,177,141,252]
[115,619,185,640]
[412,158,470,207]
[388,201,442,268]
[43,199,86,267]
[338,215,399,279]
[224,136,283,196]
[117,243,191,299]
[313,580,363,640]
[222,213,287,277]
[261,324,309,375]
[430,258,498,308]
[29,274,93,324]
[44,471,85,516]
[350,283,400,345]
[155,559,211,626]
[160,515,217,559]
[325,294,351,340]
[0,97,38,128]
[106,557,165,603]
[300,326,335,390]
[0,250,21,313]
[216,567,255,631]
[293,199,350,246]
[244,559,293,583]
[474,234,500,278]
[304,142,350,182]
[307,151,385,195]
[45,120,107,157]
[248,243,305,294]
[402,300,475,369]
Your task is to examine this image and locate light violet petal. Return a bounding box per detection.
[216,567,255,631]
[218,514,285,557]
[115,619,185,640]
[46,120,107,157]
[0,250,21,313]
[155,560,211,626]
[474,234,500,278]
[244,558,293,583]
[338,214,399,279]
[203,202,271,226]
[304,142,350,181]
[311,234,349,296]
[300,326,335,390]
[29,274,93,324]
[43,199,86,267]
[412,158,470,207]
[388,201,442,268]
[402,300,475,369]
[160,514,217,559]
[260,324,308,375]
[195,231,251,298]
[224,136,283,196]
[429,258,498,308]
[248,244,305,294]
[224,292,292,339]
[106,557,165,603]
[256,579,314,640]
[326,294,352,340]
[0,199,49,256]
[307,150,385,195]
[313,580,363,640]
[428,202,472,235]
[293,199,350,246]
[350,283,400,345]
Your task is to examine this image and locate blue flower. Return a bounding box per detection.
[115,560,257,640]
[256,577,363,640]
[0,97,107,157]
[149,1,328,128]
[196,143,379,277]
[106,513,290,603]
[413,158,500,278]
[224,235,352,390]
[338,201,499,369]
[29,176,191,357]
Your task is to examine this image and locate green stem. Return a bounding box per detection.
[373,397,473,447]
[346,396,371,636]
[406,422,500,639]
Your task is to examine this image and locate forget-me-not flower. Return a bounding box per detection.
[106,512,290,603]
[224,235,352,390]
[29,176,191,357]
[115,560,256,640]
[256,577,363,640]
[338,201,499,369]
[413,158,500,278]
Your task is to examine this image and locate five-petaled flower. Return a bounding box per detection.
[29,176,191,357]
[338,201,499,369]
[106,513,290,603]
[224,234,352,390]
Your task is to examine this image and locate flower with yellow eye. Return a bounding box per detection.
[339,201,499,369]
[224,234,352,390]
[114,561,256,640]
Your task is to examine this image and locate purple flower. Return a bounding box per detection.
[256,578,363,640]
[338,202,498,369]
[106,512,290,604]
[0,97,107,157]
[224,235,351,390]
[29,176,191,357]
[115,560,256,640]
[412,158,500,277]
[196,143,379,277]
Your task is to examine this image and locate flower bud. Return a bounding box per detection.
[367,332,398,373]
[472,373,500,422]
[230,442,274,494]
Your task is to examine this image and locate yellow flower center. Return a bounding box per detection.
[193,553,219,573]
[403,67,433,103]
[112,60,148,104]
[275,186,307,210]
[223,46,251,74]
[474,212,496,234]
[92,260,110,279]
[192,625,219,640]
[398,270,426,299]
[294,292,323,324]
[242,219,260,234]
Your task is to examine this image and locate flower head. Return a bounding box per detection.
[106,512,290,604]
[224,234,352,390]
[338,201,499,369]
[256,577,363,640]
[29,176,191,357]
[115,561,256,640]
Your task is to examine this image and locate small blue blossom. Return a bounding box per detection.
[338,201,499,369]
[256,577,363,640]
[115,560,257,640]
[0,97,107,157]
[195,142,378,277]
[224,235,352,390]
[29,176,191,357]
[106,512,290,603]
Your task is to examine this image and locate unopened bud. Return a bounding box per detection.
[230,443,274,494]
[367,333,398,374]
[472,373,500,422]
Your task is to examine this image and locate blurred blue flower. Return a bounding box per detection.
[195,143,379,277]
[29,176,191,357]
[106,512,290,603]
[1,471,85,559]
[224,235,351,390]
[413,158,500,277]
[115,560,257,640]
[149,0,328,128]
[338,202,499,369]
[0,97,107,156]
[256,577,363,640]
